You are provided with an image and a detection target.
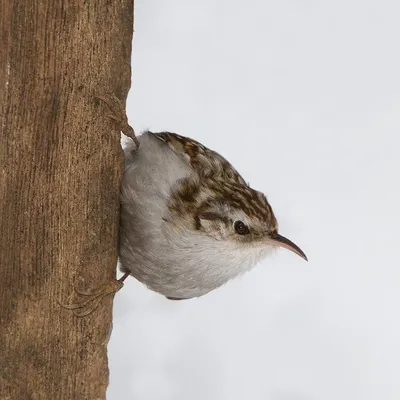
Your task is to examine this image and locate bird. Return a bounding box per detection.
[60,95,307,316]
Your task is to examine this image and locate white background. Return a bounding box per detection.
[107,1,400,399]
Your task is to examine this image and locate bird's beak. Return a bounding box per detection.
[269,232,308,261]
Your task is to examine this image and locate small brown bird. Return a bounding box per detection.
[60,96,307,316]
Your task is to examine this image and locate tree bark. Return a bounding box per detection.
[0,1,133,399]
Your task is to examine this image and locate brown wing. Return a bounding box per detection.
[152,131,247,185]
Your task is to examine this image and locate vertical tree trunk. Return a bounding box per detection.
[0,1,133,398]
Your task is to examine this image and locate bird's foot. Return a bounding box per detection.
[58,273,130,317]
[96,94,139,148]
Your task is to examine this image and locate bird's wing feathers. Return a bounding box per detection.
[151,131,247,185]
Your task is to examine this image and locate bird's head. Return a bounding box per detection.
[194,181,307,261]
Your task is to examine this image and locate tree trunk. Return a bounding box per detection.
[0,1,133,398]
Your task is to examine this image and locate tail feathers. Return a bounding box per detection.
[123,136,138,167]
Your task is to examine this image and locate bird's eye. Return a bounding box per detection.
[234,220,249,235]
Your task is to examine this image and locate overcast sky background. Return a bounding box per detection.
[107,1,400,399]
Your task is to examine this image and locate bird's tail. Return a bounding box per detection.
[122,136,139,168]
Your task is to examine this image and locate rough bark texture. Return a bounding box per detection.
[0,1,134,399]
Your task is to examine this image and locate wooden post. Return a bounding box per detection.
[0,1,134,398]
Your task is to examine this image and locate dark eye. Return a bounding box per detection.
[234,220,249,235]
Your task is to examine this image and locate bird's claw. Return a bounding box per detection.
[58,277,124,317]
[96,94,139,148]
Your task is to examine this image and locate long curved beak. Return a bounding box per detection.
[270,232,308,261]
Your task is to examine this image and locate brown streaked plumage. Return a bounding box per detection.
[157,132,278,238]
[153,131,248,185]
